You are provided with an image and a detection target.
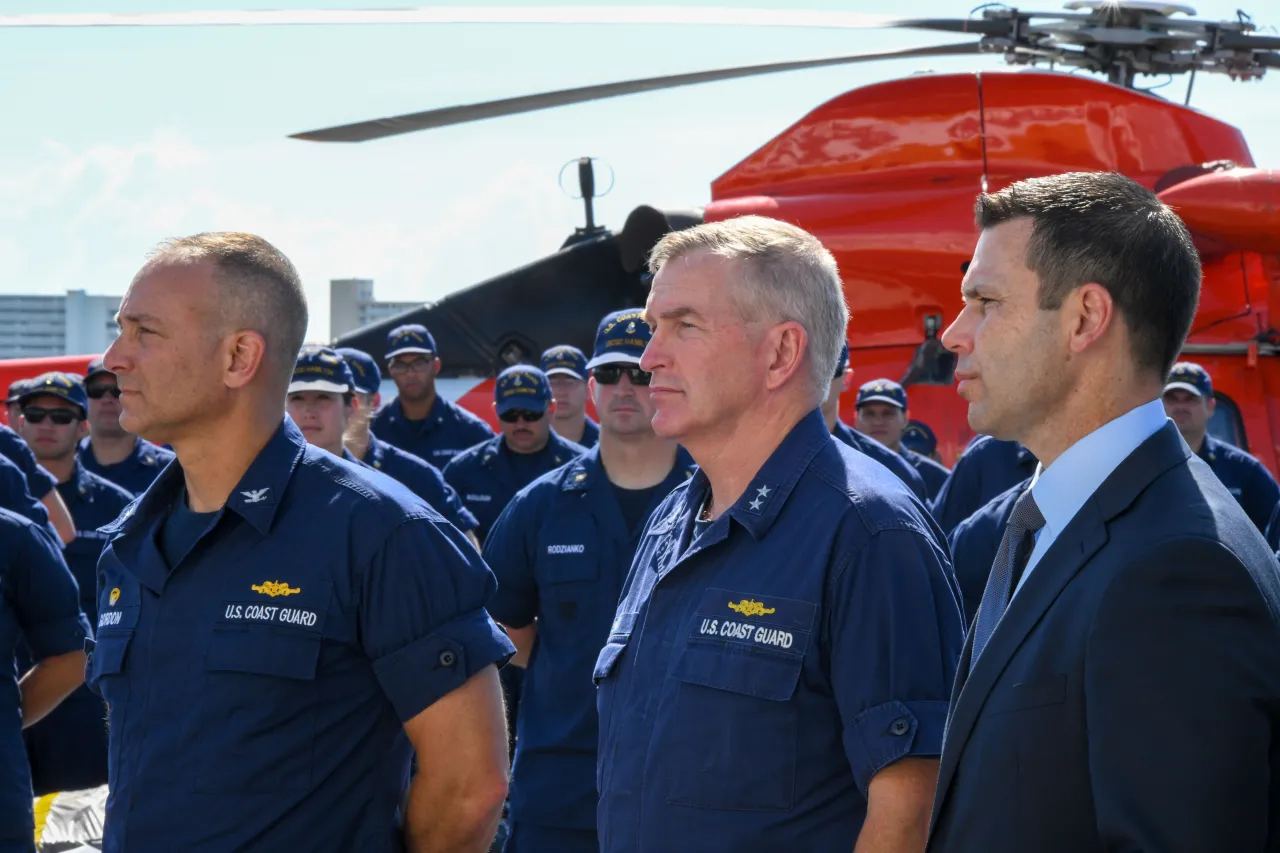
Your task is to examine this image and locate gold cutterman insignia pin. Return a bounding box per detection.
[252,581,301,597]
[728,599,776,617]
[109,587,120,606]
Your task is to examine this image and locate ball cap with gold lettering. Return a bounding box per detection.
[495,365,552,415]
[585,309,651,370]
[856,379,908,410]
[540,345,588,380]
[1164,361,1212,398]
[19,371,88,416]
[337,347,381,395]
[289,346,355,394]
[385,324,437,361]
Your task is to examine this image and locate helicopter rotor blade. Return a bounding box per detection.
[0,7,931,30]
[288,40,981,143]
[1217,32,1280,51]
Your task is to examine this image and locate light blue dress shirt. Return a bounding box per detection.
[1013,399,1169,597]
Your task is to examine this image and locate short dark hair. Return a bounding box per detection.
[150,232,308,390]
[975,172,1201,379]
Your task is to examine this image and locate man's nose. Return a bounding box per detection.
[941,309,973,355]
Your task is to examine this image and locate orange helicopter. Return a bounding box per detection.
[1,1,1278,472]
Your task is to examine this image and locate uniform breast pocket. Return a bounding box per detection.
[193,624,324,794]
[662,642,803,812]
[537,548,600,626]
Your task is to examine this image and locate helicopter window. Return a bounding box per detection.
[1208,392,1247,452]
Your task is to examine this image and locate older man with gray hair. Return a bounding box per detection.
[593,215,964,853]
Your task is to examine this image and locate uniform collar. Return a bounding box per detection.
[67,459,94,498]
[363,436,390,470]
[102,416,306,539]
[490,431,578,466]
[688,408,831,542]
[560,444,698,493]
[390,395,447,432]
[1197,433,1220,462]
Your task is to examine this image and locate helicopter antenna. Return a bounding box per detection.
[558,156,613,237]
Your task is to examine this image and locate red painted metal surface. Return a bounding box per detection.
[706,69,1277,470]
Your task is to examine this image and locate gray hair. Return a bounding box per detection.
[146,232,308,391]
[648,215,848,401]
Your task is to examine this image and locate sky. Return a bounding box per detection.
[2,0,1278,343]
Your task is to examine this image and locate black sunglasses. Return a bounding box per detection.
[499,408,546,424]
[591,365,652,386]
[86,385,122,399]
[23,406,83,425]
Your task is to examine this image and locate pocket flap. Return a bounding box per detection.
[593,641,627,685]
[673,642,802,702]
[206,626,321,681]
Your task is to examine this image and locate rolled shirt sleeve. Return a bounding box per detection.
[361,516,515,722]
[829,527,964,795]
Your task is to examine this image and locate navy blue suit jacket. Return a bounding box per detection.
[928,422,1280,853]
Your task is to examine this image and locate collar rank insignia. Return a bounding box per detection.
[747,483,772,513]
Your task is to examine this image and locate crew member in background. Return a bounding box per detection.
[854,378,951,500]
[1163,361,1280,534]
[0,506,89,851]
[371,323,494,466]
[945,478,1029,623]
[0,452,59,540]
[484,311,695,853]
[540,345,599,448]
[902,419,945,464]
[78,357,175,496]
[15,371,131,796]
[929,433,1038,534]
[337,346,481,548]
[0,398,76,545]
[821,342,930,502]
[443,365,586,542]
[88,231,513,851]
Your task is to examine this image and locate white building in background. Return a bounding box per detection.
[329,278,420,340]
[0,289,121,359]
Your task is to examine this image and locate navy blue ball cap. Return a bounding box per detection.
[901,420,937,456]
[84,356,113,382]
[20,371,88,415]
[856,378,908,410]
[290,345,355,395]
[385,324,437,361]
[540,345,588,380]
[6,377,34,404]
[495,365,551,415]
[586,309,651,370]
[337,347,382,395]
[1164,361,1212,398]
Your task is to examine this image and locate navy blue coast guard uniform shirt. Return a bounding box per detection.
[23,462,132,795]
[483,446,698,839]
[86,417,515,852]
[594,411,964,853]
[575,417,600,450]
[930,435,1038,534]
[0,507,90,853]
[444,433,587,541]
[0,423,56,500]
[78,436,175,496]
[903,447,950,501]
[1197,434,1280,534]
[372,395,494,467]
[831,419,929,502]
[0,453,55,539]
[353,437,479,534]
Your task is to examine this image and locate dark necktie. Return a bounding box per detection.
[970,488,1046,664]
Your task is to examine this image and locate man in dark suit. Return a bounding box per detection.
[929,171,1280,853]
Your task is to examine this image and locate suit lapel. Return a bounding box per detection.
[930,421,1192,831]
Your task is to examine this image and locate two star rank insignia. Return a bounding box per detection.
[747,483,772,513]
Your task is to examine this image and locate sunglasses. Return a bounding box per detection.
[498,408,546,424]
[23,406,83,425]
[86,385,122,399]
[591,365,652,386]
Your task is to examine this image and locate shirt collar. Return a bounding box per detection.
[561,445,698,494]
[1030,399,1168,537]
[686,408,831,541]
[363,436,389,469]
[102,416,306,539]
